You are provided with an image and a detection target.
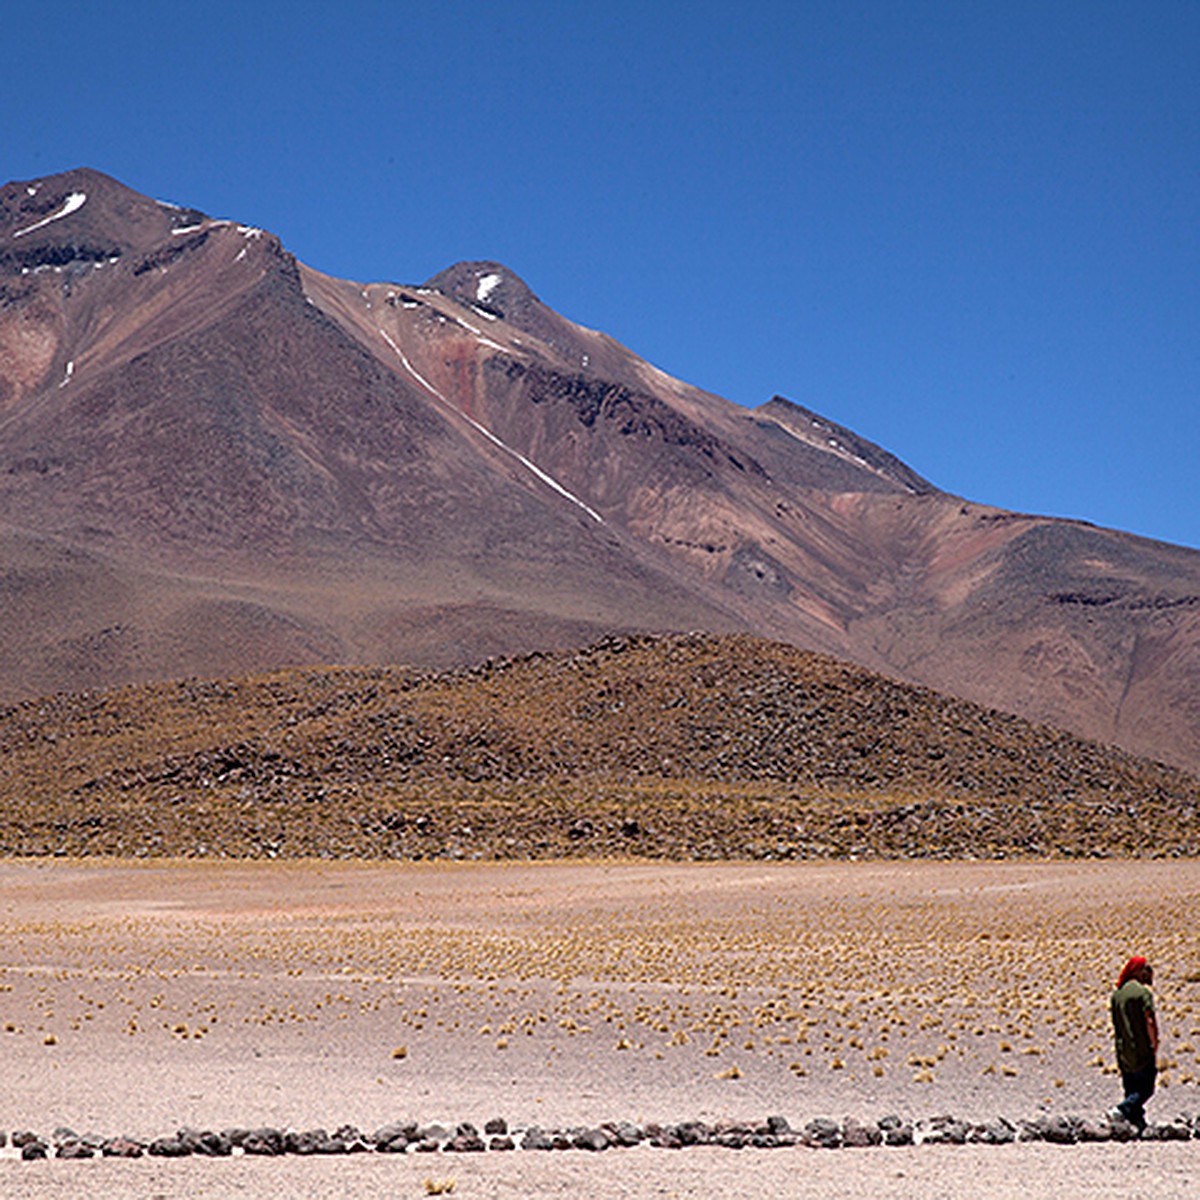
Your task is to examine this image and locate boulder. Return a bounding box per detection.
[102,1137,144,1158]
[520,1127,553,1150]
[572,1128,610,1151]
[242,1128,285,1155]
[148,1137,190,1157]
[803,1117,842,1149]
[842,1117,882,1147]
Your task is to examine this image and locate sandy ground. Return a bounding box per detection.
[0,858,1197,1198]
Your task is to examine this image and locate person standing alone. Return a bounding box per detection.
[1110,956,1158,1133]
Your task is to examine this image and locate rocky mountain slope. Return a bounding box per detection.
[1,633,1195,859]
[2,168,1199,773]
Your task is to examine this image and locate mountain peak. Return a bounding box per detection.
[424,260,539,320]
[1,167,210,269]
[757,395,937,496]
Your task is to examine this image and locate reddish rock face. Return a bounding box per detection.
[2,168,1199,775]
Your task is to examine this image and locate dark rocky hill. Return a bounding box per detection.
[1,633,1195,860]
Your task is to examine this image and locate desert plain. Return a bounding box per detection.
[0,857,1197,1197]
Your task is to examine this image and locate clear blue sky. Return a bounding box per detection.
[7,1,1198,548]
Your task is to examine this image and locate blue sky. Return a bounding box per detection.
[7,1,1198,548]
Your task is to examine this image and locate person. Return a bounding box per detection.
[1110,956,1158,1133]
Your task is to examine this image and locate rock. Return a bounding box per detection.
[766,1114,791,1135]
[521,1127,553,1150]
[242,1128,285,1155]
[842,1117,881,1147]
[968,1119,1016,1145]
[372,1121,418,1147]
[52,1126,78,1146]
[21,1142,47,1160]
[1107,1114,1139,1142]
[413,1139,441,1153]
[445,1133,485,1152]
[11,1131,42,1148]
[919,1116,968,1145]
[612,1121,644,1146]
[804,1117,842,1149]
[420,1123,450,1143]
[148,1137,190,1157]
[675,1121,708,1146]
[484,1117,508,1135]
[882,1121,914,1146]
[1076,1118,1113,1142]
[284,1128,328,1155]
[56,1141,94,1159]
[1018,1117,1049,1142]
[1042,1116,1077,1145]
[102,1137,144,1158]
[489,1135,516,1150]
[1144,1120,1191,1141]
[181,1129,232,1156]
[572,1128,610,1151]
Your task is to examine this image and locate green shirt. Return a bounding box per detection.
[1111,979,1155,1074]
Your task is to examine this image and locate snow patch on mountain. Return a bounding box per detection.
[773,416,917,495]
[455,315,507,353]
[476,272,502,302]
[378,327,602,523]
[11,192,87,238]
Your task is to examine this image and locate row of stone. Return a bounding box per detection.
[4,1111,1197,1160]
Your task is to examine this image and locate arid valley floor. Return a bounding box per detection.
[0,858,1198,1196]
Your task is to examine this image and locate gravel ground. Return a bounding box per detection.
[0,1143,1199,1200]
[0,858,1197,1197]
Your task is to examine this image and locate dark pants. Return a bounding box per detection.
[1117,1065,1157,1131]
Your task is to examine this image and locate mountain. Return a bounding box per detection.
[2,168,1199,775]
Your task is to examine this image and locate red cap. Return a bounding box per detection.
[1117,956,1148,987]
